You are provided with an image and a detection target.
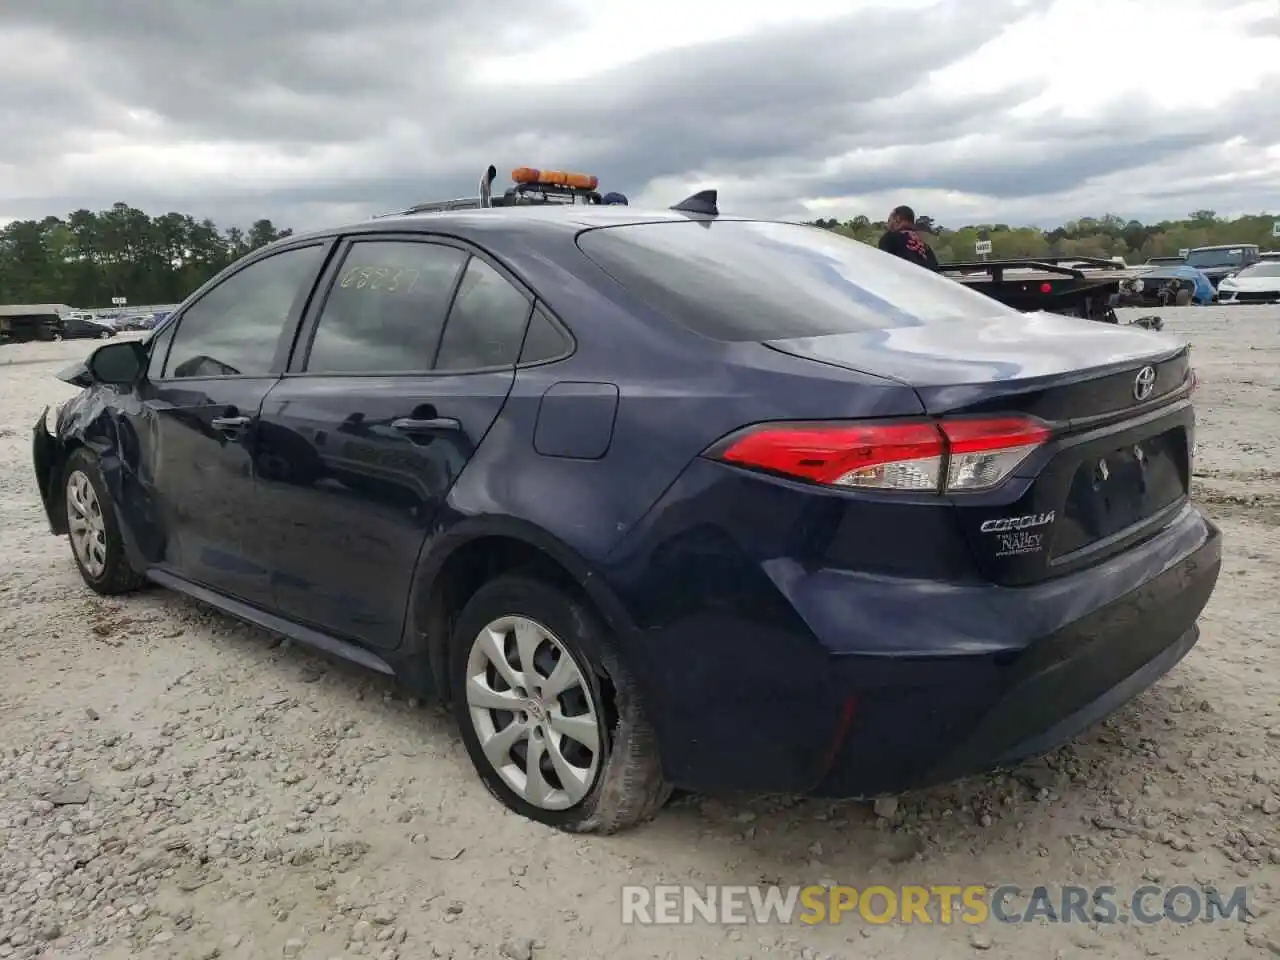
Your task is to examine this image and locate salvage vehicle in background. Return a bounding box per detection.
[1,304,66,343]
[939,256,1165,329]
[31,175,1220,833]
[1216,260,1280,304]
[57,312,117,340]
[1129,264,1215,307]
[1184,243,1261,288]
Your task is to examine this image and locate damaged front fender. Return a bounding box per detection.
[32,406,68,534]
[31,385,157,573]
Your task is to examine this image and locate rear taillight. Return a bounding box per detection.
[940,417,1052,491]
[708,416,1051,493]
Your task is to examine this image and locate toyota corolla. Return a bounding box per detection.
[31,195,1221,833]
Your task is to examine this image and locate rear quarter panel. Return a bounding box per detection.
[442,230,925,567]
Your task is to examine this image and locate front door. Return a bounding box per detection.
[255,236,536,649]
[140,241,331,607]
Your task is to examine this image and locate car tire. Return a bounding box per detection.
[62,448,147,596]
[450,574,672,834]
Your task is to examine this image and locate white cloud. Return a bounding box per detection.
[0,0,1276,230]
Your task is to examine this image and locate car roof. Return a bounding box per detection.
[1189,243,1259,250]
[280,205,744,247]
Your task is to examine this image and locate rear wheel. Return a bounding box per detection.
[450,575,671,833]
[63,448,147,595]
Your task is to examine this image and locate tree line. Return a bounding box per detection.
[0,203,293,308]
[2,202,1277,308]
[809,209,1279,264]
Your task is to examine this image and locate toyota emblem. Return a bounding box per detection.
[1133,365,1156,401]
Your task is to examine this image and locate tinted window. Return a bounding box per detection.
[434,257,532,371]
[519,306,571,364]
[577,220,1019,342]
[146,321,176,380]
[164,245,324,378]
[305,241,467,374]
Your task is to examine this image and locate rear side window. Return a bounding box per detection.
[305,240,467,374]
[434,257,533,371]
[576,220,1019,342]
[519,306,571,364]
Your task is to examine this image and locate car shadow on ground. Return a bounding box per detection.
[132,584,1219,878]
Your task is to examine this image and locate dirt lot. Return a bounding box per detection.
[2,308,1279,960]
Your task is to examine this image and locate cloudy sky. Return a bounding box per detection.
[1,0,1278,232]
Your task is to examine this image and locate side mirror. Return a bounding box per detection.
[87,340,146,385]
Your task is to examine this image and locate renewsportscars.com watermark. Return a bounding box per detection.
[621,884,1251,926]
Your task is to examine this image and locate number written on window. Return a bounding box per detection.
[306,241,467,374]
[337,264,422,293]
[164,245,325,379]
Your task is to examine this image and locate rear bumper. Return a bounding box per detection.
[1218,292,1280,304]
[818,512,1218,795]
[611,499,1221,797]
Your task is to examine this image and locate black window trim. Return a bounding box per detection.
[148,237,338,383]
[284,231,576,379]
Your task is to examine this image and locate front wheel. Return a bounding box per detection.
[63,448,147,595]
[450,575,671,833]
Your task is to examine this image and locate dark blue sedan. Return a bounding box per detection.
[31,204,1221,833]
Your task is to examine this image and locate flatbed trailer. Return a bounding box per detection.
[940,256,1167,330]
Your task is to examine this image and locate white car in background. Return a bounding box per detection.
[1217,261,1280,305]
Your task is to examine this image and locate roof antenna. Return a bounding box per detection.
[671,189,718,216]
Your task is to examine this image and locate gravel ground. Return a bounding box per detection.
[1,307,1278,960]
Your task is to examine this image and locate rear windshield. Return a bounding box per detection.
[575,219,1018,342]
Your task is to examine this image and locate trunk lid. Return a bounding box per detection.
[764,312,1195,585]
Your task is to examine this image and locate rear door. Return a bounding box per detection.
[255,234,536,650]
[137,240,332,605]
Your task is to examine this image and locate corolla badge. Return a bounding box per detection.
[1133,365,1157,401]
[981,510,1055,558]
[979,511,1055,534]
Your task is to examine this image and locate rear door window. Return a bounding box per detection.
[576,220,1018,341]
[433,257,533,371]
[304,240,468,374]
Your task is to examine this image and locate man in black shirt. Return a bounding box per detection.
[877,205,939,271]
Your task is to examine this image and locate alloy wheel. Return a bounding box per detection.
[66,470,108,578]
[464,615,602,810]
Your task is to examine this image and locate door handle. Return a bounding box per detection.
[211,415,251,432]
[391,416,461,434]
